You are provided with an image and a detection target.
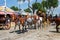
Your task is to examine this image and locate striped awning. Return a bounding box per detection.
[0,11,15,14]
[0,11,5,14]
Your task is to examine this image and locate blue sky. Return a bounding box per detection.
[0,0,60,15]
[0,0,42,9]
[53,0,60,15]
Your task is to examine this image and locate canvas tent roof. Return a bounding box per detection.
[0,6,15,14]
[0,6,14,12]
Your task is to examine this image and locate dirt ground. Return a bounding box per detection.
[0,22,60,40]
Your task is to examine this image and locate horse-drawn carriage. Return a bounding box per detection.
[0,11,15,30]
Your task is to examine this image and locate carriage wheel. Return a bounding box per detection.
[3,23,11,30]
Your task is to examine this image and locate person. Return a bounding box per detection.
[36,10,42,17]
[5,15,11,24]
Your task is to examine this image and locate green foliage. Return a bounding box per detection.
[32,3,42,10]
[24,8,32,13]
[41,1,48,8]
[17,0,58,15]
[10,6,19,11]
[32,2,42,13]
[47,0,58,8]
[52,0,58,8]
[42,0,58,9]
[47,0,58,15]
[41,0,58,14]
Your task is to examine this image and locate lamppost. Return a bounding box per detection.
[4,0,7,17]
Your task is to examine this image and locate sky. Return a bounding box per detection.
[0,0,60,15]
[0,0,42,9]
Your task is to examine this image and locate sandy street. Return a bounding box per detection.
[0,22,60,40]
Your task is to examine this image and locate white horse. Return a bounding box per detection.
[37,17,43,29]
[26,16,34,29]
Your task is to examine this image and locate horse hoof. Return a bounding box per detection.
[56,30,59,32]
[22,29,25,33]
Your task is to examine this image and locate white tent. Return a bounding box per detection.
[0,6,14,12]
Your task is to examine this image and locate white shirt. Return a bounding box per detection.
[39,17,43,21]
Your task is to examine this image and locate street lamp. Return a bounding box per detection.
[5,0,6,7]
[4,0,7,17]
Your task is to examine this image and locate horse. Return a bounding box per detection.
[19,15,27,31]
[36,10,48,30]
[47,15,60,32]
[53,17,60,32]
[13,15,20,32]
[14,15,27,32]
[26,14,42,29]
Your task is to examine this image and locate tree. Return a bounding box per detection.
[49,0,58,14]
[25,0,46,14]
[24,8,32,13]
[41,0,49,15]
[41,1,48,9]
[10,6,19,11]
[32,2,42,13]
[41,0,58,15]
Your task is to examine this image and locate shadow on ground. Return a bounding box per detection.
[0,28,4,30]
[49,31,60,33]
[27,28,36,30]
[9,29,28,34]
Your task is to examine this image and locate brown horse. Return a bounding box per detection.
[14,15,27,32]
[53,18,60,32]
[19,15,27,31]
[47,15,60,32]
[14,15,20,31]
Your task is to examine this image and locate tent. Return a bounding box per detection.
[0,11,15,15]
[0,6,15,15]
[0,6,14,12]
